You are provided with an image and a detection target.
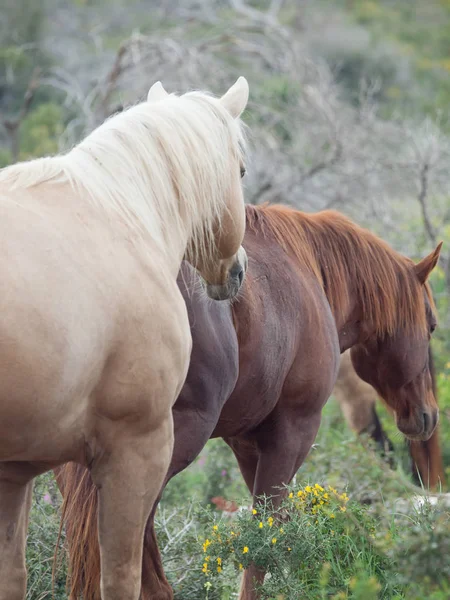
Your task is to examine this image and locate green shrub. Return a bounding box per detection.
[198,483,400,599]
[19,103,64,160]
[26,473,66,600]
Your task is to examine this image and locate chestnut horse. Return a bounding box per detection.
[335,348,445,489]
[0,77,249,600]
[56,204,441,600]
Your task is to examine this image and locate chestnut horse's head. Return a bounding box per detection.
[351,244,442,441]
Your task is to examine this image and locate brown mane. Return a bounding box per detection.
[246,204,431,337]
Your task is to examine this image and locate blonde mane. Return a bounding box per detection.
[0,92,246,263]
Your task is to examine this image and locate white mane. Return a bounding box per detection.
[0,91,246,263]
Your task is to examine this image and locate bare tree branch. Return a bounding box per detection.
[98,40,129,119]
[417,162,437,246]
[269,0,286,16]
[2,67,41,161]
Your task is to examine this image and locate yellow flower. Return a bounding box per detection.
[259,521,264,529]
[305,486,312,493]
[315,484,324,491]
[217,566,222,573]
[202,563,209,574]
[340,506,347,512]
[243,546,249,554]
[279,527,284,534]
[330,513,335,519]
[252,508,257,515]
[217,557,222,566]
[202,539,211,553]
[288,547,292,551]
[289,492,294,499]
[239,563,243,570]
[272,537,277,544]
[268,516,274,527]
[213,525,218,531]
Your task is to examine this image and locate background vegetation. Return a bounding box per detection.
[2,0,450,598]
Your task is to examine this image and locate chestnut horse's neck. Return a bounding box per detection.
[245,204,428,351]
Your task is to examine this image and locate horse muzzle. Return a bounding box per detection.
[395,408,439,441]
[206,246,248,301]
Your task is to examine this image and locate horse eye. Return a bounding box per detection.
[240,166,246,178]
[430,323,436,334]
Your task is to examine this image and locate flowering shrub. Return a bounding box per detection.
[198,483,396,599]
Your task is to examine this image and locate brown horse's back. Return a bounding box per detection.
[213,225,339,440]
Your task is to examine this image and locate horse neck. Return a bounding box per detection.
[334,297,365,354]
[67,127,226,274]
[69,150,203,274]
[305,222,393,353]
[321,267,362,353]
[247,205,413,353]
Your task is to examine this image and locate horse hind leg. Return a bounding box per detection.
[223,437,260,600]
[91,411,174,600]
[224,436,259,495]
[141,410,223,600]
[232,410,322,600]
[0,463,41,600]
[363,405,395,465]
[141,509,172,600]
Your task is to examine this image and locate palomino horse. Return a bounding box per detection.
[57,204,441,600]
[335,348,445,489]
[0,76,250,600]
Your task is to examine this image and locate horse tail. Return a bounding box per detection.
[55,463,167,599]
[54,463,102,600]
[410,346,446,490]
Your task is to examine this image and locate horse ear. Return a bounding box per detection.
[147,81,168,103]
[415,242,443,284]
[220,76,249,119]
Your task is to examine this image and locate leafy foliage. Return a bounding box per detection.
[26,473,66,600]
[19,103,64,160]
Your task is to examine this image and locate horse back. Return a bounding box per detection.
[213,228,339,438]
